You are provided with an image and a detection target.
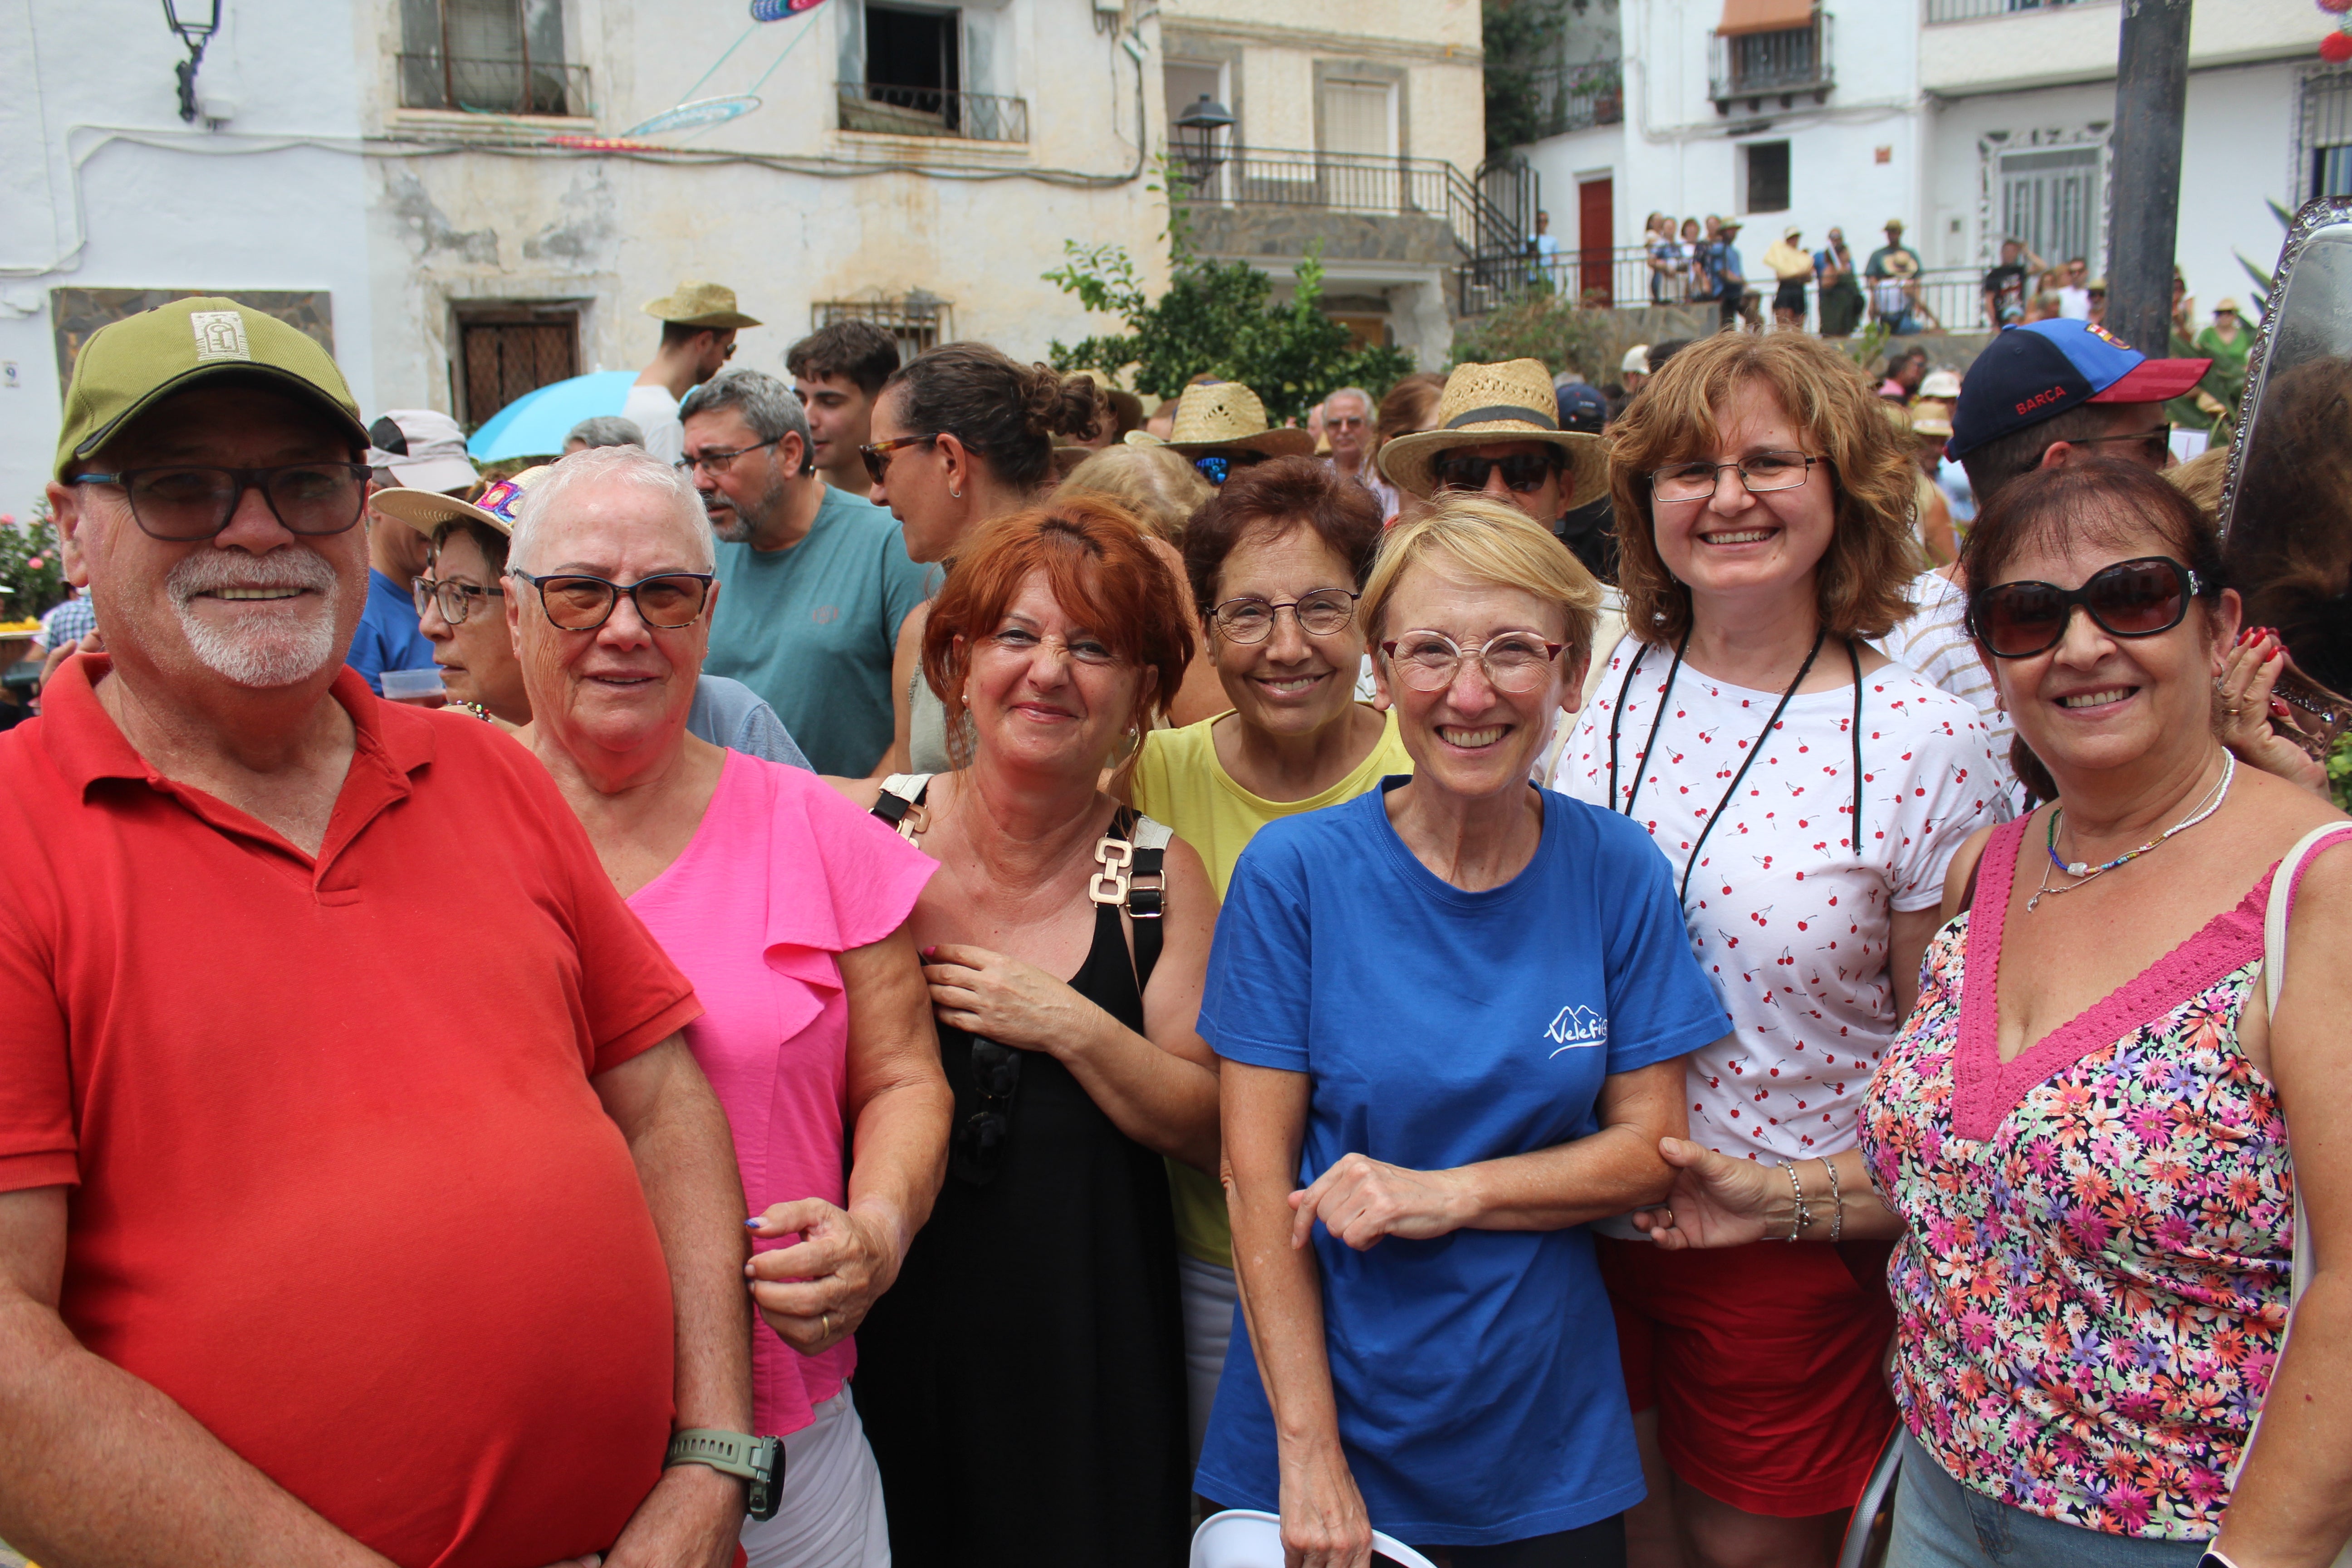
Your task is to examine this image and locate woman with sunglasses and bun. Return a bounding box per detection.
[844,500,1219,1568]
[1637,457,2352,1568]
[1554,331,2004,1568]
[1122,455,1414,1461]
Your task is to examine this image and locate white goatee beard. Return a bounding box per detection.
[164,547,348,689]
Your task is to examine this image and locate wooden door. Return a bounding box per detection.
[460,318,576,426]
[1578,177,1614,306]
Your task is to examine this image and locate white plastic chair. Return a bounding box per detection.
[1191,1509,1441,1568]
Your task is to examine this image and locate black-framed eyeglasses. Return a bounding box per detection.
[1381,629,1566,694]
[860,434,937,486]
[509,568,715,631]
[950,1036,1022,1186]
[1433,452,1563,495]
[1210,590,1360,644]
[676,436,782,476]
[1967,557,2205,659]
[69,462,371,542]
[1649,451,1824,503]
[412,575,505,625]
[1192,451,1272,486]
[2047,424,2173,466]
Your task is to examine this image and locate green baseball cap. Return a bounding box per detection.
[54,295,368,480]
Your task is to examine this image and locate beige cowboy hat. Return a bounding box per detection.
[1123,381,1313,459]
[1907,400,1954,441]
[1375,358,1606,506]
[640,280,762,329]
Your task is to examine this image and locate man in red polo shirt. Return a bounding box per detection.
[0,298,759,1568]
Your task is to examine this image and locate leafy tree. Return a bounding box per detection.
[1044,240,1414,426]
[1450,289,1618,382]
[1484,0,1569,157]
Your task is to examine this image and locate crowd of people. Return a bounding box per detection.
[0,274,2348,1568]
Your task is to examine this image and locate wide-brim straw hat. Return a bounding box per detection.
[1376,358,1605,506]
[1908,399,1955,440]
[372,463,555,539]
[1124,381,1314,459]
[640,280,762,329]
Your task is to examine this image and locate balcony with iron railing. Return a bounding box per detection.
[397,53,591,118]
[1708,13,1835,113]
[1925,0,2097,22]
[1529,59,1625,140]
[836,83,1028,142]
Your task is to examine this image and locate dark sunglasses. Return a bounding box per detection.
[1432,452,1562,495]
[2048,424,2173,466]
[949,1036,1022,1186]
[860,434,937,487]
[70,462,371,542]
[1967,556,2206,659]
[1192,450,1272,486]
[509,568,715,632]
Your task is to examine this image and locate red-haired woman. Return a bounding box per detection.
[844,499,1219,1568]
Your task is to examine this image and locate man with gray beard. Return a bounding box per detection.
[686,368,929,777]
[0,297,764,1568]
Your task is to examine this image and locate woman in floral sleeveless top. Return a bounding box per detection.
[1629,461,2352,1568]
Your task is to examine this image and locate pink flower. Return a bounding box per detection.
[24,556,43,570]
[0,514,15,525]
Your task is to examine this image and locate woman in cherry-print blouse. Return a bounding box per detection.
[1556,331,2001,1568]
[1638,460,2352,1568]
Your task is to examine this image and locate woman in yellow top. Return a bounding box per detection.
[1124,453,1414,1460]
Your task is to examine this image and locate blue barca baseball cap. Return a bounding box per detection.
[1948,318,2208,459]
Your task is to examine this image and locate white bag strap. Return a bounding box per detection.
[2237,823,2352,1525]
[1132,815,1173,853]
[870,773,936,841]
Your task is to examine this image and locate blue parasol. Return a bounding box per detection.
[466,371,639,461]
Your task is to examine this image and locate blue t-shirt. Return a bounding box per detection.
[1194,780,1729,1546]
[345,568,438,695]
[705,487,931,777]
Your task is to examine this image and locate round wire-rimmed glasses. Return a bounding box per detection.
[1380,629,1565,693]
[509,568,715,631]
[1210,590,1360,644]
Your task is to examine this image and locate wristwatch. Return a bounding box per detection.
[665,1427,784,1522]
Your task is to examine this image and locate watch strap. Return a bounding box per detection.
[665,1427,783,1522]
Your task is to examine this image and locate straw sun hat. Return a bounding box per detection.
[1375,358,1606,505]
[372,463,555,539]
[640,280,762,329]
[1123,381,1313,459]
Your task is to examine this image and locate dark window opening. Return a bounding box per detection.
[1746,141,1790,213]
[456,311,578,426]
[867,5,958,96]
[1730,26,1816,93]
[2318,145,2352,200]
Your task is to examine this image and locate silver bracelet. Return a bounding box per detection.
[1780,1159,1812,1243]
[1820,1156,1842,1244]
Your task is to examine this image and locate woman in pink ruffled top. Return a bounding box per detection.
[512,446,952,1568]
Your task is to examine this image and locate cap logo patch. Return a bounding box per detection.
[2086,323,2131,350]
[2015,384,2069,416]
[190,310,251,363]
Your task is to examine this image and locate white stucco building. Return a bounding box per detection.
[1510,0,2327,338]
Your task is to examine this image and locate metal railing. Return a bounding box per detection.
[1505,255,2008,335]
[1708,14,1835,110]
[1529,59,1625,140]
[396,53,590,117]
[836,83,1028,142]
[1925,0,2098,22]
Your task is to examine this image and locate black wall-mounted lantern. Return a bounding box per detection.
[161,0,223,124]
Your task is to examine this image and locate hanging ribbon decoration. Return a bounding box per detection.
[2320,0,2352,63]
[620,0,831,138]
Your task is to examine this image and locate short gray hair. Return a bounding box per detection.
[508,446,715,575]
[1323,387,1372,421]
[678,368,812,473]
[566,415,645,449]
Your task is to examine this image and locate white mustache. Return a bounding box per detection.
[165,546,340,606]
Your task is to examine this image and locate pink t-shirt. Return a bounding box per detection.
[629,750,936,1436]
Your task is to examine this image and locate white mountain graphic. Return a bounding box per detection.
[1545,1004,1609,1055]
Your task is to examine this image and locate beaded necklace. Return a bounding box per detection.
[2027,752,2235,912]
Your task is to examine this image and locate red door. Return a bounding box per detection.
[1578,177,1614,306]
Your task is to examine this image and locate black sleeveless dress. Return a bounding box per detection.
[853,897,1191,1567]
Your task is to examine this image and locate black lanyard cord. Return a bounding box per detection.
[1609,626,1853,907]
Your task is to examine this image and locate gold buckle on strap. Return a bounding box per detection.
[1088,834,1133,906]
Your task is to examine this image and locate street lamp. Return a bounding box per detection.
[160,0,222,124]
[1173,93,1235,188]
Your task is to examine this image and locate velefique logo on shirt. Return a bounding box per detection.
[1545,1005,1609,1056]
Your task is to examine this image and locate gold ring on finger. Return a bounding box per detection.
[821,1310,833,1338]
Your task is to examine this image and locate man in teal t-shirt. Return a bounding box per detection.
[684,370,929,776]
